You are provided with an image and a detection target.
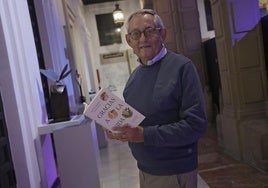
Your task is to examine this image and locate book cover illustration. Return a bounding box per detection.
[83,88,145,132]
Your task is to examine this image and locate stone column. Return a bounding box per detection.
[211,0,268,171]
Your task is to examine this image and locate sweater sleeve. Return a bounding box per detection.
[143,62,207,147]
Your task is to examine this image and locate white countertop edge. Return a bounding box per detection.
[38,115,87,135]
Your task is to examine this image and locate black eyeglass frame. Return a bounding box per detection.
[127,27,162,40]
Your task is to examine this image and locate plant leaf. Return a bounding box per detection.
[58,64,68,81]
[60,69,72,81]
[40,69,58,82]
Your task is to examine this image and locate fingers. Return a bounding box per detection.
[103,129,116,139]
[104,129,115,139]
[112,125,127,132]
[104,128,127,141]
[104,125,144,143]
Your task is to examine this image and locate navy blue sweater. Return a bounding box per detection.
[123,51,207,175]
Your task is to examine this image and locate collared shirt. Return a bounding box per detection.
[138,46,167,66]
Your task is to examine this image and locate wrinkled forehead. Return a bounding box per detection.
[127,9,157,23]
[127,14,156,32]
[126,9,164,32]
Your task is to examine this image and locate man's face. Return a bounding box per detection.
[125,14,166,65]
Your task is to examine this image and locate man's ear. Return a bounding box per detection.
[160,28,167,42]
[125,34,132,46]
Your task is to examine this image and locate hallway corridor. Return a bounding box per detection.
[98,126,268,188]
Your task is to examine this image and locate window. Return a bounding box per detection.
[96,13,122,46]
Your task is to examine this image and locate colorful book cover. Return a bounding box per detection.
[83,88,145,132]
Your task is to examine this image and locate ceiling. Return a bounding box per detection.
[82,0,123,5]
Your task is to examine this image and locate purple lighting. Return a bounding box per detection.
[227,0,261,45]
[42,135,58,187]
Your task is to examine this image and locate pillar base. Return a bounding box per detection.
[242,118,268,172]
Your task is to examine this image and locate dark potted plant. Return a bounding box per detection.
[40,64,72,123]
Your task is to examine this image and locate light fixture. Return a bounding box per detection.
[112,3,124,28]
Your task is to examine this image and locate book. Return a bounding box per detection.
[83,88,145,132]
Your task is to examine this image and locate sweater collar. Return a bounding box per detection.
[138,46,167,66]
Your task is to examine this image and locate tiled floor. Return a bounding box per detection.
[98,137,209,188]
[198,126,268,188]
[98,139,140,188]
[98,126,268,188]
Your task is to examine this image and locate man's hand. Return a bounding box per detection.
[104,125,144,143]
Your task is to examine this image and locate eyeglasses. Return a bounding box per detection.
[128,27,162,40]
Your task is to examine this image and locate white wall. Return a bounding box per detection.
[0,0,47,187]
[65,0,97,102]
[197,0,215,41]
[0,0,94,187]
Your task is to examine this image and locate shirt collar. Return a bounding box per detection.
[138,46,167,66]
